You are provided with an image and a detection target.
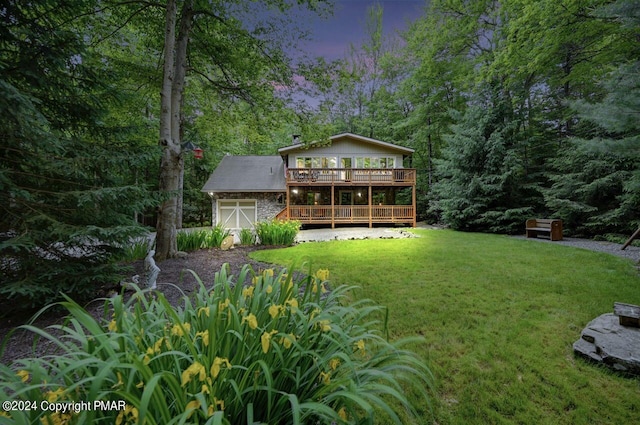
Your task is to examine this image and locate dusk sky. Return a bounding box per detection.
[296,0,426,61]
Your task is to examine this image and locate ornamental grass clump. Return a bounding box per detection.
[255,219,301,246]
[239,228,256,245]
[177,224,230,251]
[116,239,150,261]
[0,265,432,424]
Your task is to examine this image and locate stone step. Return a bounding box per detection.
[573,313,640,376]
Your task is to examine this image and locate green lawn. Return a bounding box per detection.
[250,229,640,425]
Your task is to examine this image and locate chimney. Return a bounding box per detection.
[292,134,301,144]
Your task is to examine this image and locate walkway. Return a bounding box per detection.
[513,235,640,263]
[295,226,419,243]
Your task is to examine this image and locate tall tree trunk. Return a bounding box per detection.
[155,0,178,262]
[175,82,186,230]
[155,0,194,261]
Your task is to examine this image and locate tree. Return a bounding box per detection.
[430,86,538,233]
[491,0,631,141]
[545,0,640,236]
[144,0,329,261]
[397,0,638,229]
[543,140,638,237]
[305,4,403,139]
[0,0,154,308]
[397,0,503,221]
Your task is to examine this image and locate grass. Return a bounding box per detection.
[250,229,640,425]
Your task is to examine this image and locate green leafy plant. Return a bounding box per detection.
[116,239,151,262]
[177,224,231,252]
[0,265,431,424]
[255,219,301,246]
[239,228,256,245]
[204,224,231,248]
[176,230,206,252]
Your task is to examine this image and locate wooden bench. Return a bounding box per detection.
[525,219,563,241]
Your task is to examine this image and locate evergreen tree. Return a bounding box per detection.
[544,140,638,237]
[0,1,154,310]
[543,0,640,237]
[431,88,537,233]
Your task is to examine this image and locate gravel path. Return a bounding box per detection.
[513,235,640,263]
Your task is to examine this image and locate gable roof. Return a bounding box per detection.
[201,155,285,193]
[277,133,414,155]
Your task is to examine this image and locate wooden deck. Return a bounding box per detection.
[280,205,415,227]
[280,167,417,227]
[286,168,416,185]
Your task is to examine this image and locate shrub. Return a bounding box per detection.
[0,266,432,424]
[177,224,230,252]
[239,228,256,245]
[0,226,147,310]
[255,219,301,246]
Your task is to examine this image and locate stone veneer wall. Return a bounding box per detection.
[210,192,285,228]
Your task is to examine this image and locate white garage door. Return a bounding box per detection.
[217,200,256,229]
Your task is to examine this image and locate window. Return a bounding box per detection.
[323,157,337,168]
[354,157,396,168]
[296,157,337,168]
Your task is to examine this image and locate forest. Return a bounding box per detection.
[1,0,639,306]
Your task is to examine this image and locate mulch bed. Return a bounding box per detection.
[0,246,283,365]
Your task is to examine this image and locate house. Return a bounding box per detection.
[201,133,416,229]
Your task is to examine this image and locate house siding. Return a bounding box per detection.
[284,139,406,169]
[211,192,285,227]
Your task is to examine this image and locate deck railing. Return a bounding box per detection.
[287,205,415,224]
[285,168,416,185]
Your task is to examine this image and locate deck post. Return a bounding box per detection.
[331,185,335,229]
[286,182,290,222]
[368,186,372,228]
[412,183,417,227]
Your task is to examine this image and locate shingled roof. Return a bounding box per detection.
[201,156,286,193]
